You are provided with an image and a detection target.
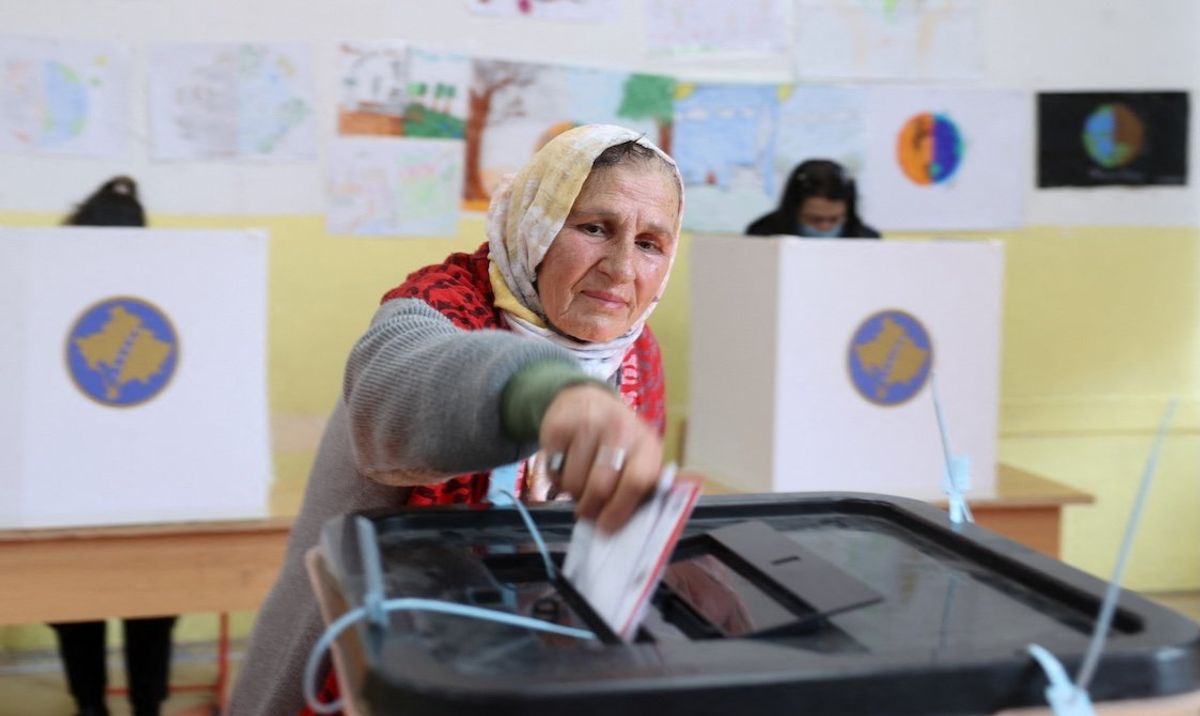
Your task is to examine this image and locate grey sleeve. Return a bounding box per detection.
[343,298,578,484]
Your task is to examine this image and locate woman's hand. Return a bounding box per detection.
[539,383,663,533]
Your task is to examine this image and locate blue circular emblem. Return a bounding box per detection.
[66,297,179,407]
[847,310,933,406]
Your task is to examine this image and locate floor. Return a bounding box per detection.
[0,642,244,716]
[0,594,1197,715]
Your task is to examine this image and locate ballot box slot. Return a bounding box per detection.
[480,552,622,644]
[645,520,883,642]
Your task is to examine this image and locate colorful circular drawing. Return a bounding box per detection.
[896,112,964,185]
[847,310,933,406]
[66,297,179,407]
[1082,102,1144,169]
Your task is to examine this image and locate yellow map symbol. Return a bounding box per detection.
[74,305,174,401]
[854,317,929,400]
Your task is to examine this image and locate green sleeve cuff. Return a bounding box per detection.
[501,360,613,443]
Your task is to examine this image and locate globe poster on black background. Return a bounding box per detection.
[1037,91,1188,187]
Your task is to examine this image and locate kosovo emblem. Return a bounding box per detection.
[66,297,179,407]
[847,309,932,406]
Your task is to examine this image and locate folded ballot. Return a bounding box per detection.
[562,465,702,641]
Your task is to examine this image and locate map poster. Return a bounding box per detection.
[148,42,317,161]
[1038,91,1189,188]
[0,228,271,529]
[0,36,132,158]
[326,137,464,237]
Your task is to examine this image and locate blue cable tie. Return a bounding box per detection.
[493,487,557,581]
[931,373,974,525]
[304,598,595,714]
[488,461,521,501]
[307,480,591,712]
[354,516,387,628]
[943,454,975,525]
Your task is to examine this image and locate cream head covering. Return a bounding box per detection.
[487,124,684,379]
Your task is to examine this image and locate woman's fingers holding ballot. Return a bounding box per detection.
[540,383,664,533]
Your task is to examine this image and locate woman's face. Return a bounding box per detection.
[796,196,847,234]
[536,162,679,343]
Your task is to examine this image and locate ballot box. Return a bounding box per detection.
[685,235,1005,501]
[307,494,1200,715]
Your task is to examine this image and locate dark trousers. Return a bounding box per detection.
[50,616,177,716]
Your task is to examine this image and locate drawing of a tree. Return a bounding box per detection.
[618,73,677,155]
[464,60,539,202]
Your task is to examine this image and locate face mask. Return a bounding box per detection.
[797,222,844,238]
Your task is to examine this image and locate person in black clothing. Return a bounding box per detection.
[52,176,177,716]
[745,159,880,239]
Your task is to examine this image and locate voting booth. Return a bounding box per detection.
[0,227,272,529]
[685,236,1004,501]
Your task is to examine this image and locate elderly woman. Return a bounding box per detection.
[228,124,684,715]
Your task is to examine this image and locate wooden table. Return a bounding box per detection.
[0,517,293,626]
[703,463,1093,559]
[0,463,1092,625]
[941,464,1094,558]
[0,516,295,707]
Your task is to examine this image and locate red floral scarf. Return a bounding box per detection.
[300,242,666,715]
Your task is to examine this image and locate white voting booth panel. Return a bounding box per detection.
[0,228,271,529]
[686,236,1003,501]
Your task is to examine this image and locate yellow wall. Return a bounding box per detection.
[986,227,1200,592]
[2,213,1197,652]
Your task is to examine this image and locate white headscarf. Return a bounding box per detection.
[487,124,685,379]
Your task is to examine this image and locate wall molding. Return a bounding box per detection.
[1000,395,1200,437]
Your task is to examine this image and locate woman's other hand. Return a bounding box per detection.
[539,383,663,533]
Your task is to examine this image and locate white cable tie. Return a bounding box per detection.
[1027,644,1096,716]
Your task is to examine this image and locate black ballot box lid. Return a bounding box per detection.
[314,493,1200,716]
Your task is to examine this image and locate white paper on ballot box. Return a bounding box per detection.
[0,227,272,529]
[563,469,702,640]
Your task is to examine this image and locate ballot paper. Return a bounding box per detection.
[562,466,702,641]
